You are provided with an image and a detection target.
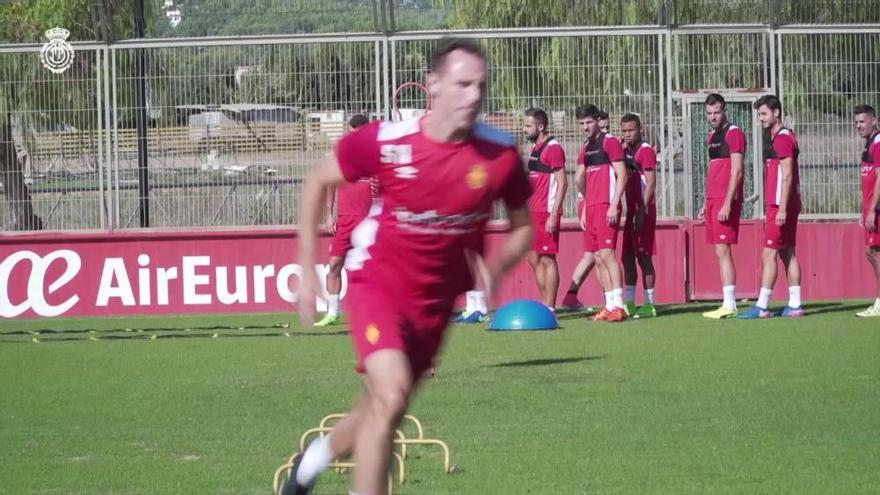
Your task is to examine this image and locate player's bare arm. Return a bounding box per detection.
[776,156,794,226]
[869,176,880,233]
[720,152,744,222]
[608,160,627,226]
[297,155,347,326]
[547,167,567,234]
[637,168,656,231]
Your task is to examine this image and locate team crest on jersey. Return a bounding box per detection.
[365,323,380,345]
[466,164,488,189]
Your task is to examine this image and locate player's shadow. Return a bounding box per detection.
[658,304,725,316]
[487,355,607,368]
[801,301,867,316]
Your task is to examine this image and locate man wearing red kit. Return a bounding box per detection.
[855,104,880,318]
[284,38,533,495]
[574,103,628,322]
[524,107,567,309]
[738,95,804,319]
[314,114,374,327]
[699,93,746,319]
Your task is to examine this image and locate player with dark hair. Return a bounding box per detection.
[855,103,880,317]
[282,37,533,495]
[597,110,610,134]
[739,95,805,318]
[573,104,628,321]
[619,113,658,318]
[524,107,567,309]
[314,114,375,326]
[699,93,746,319]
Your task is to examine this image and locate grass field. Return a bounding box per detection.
[1,301,878,495]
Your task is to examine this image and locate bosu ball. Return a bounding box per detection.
[489,299,559,331]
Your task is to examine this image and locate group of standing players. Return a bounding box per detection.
[283,38,880,495]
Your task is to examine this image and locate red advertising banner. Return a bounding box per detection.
[0,220,872,319]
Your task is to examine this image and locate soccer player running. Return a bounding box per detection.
[739,95,805,319]
[619,113,658,318]
[855,104,880,317]
[314,114,372,327]
[699,94,746,319]
[524,108,567,309]
[575,104,628,321]
[284,38,533,495]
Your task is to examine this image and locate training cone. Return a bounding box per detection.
[489,299,559,331]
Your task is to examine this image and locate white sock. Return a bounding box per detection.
[757,287,772,309]
[326,295,340,317]
[465,291,476,313]
[625,285,636,304]
[722,285,737,310]
[296,434,334,486]
[645,288,655,305]
[473,290,488,313]
[874,298,880,309]
[612,288,624,309]
[788,286,802,309]
[604,291,614,311]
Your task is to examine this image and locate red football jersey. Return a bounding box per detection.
[764,128,801,208]
[576,132,626,206]
[335,117,531,303]
[336,178,375,217]
[624,141,657,210]
[706,124,746,200]
[861,131,880,212]
[527,137,566,213]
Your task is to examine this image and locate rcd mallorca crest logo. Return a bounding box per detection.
[40,27,75,74]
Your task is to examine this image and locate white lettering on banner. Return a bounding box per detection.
[217,266,248,304]
[182,256,212,304]
[0,250,81,317]
[96,258,135,306]
[0,248,350,317]
[156,266,178,305]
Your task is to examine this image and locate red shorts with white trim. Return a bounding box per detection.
[864,209,880,247]
[329,215,365,258]
[763,204,799,249]
[623,205,657,256]
[345,280,452,378]
[705,198,743,245]
[583,203,620,252]
[530,211,562,255]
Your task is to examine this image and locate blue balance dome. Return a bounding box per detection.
[489,299,559,331]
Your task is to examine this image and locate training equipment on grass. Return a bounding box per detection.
[489,299,559,331]
[273,414,454,495]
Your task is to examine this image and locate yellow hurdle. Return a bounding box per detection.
[273,414,454,494]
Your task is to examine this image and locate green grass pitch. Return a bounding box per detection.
[1,301,878,494]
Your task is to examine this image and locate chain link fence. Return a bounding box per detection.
[1,21,879,231]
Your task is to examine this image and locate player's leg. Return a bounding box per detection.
[315,255,345,327]
[778,246,804,317]
[539,254,559,309]
[352,350,415,495]
[703,200,738,318]
[635,254,657,318]
[740,247,776,319]
[597,248,626,321]
[527,250,546,299]
[622,253,638,315]
[286,393,367,493]
[562,252,595,309]
[857,245,880,317]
